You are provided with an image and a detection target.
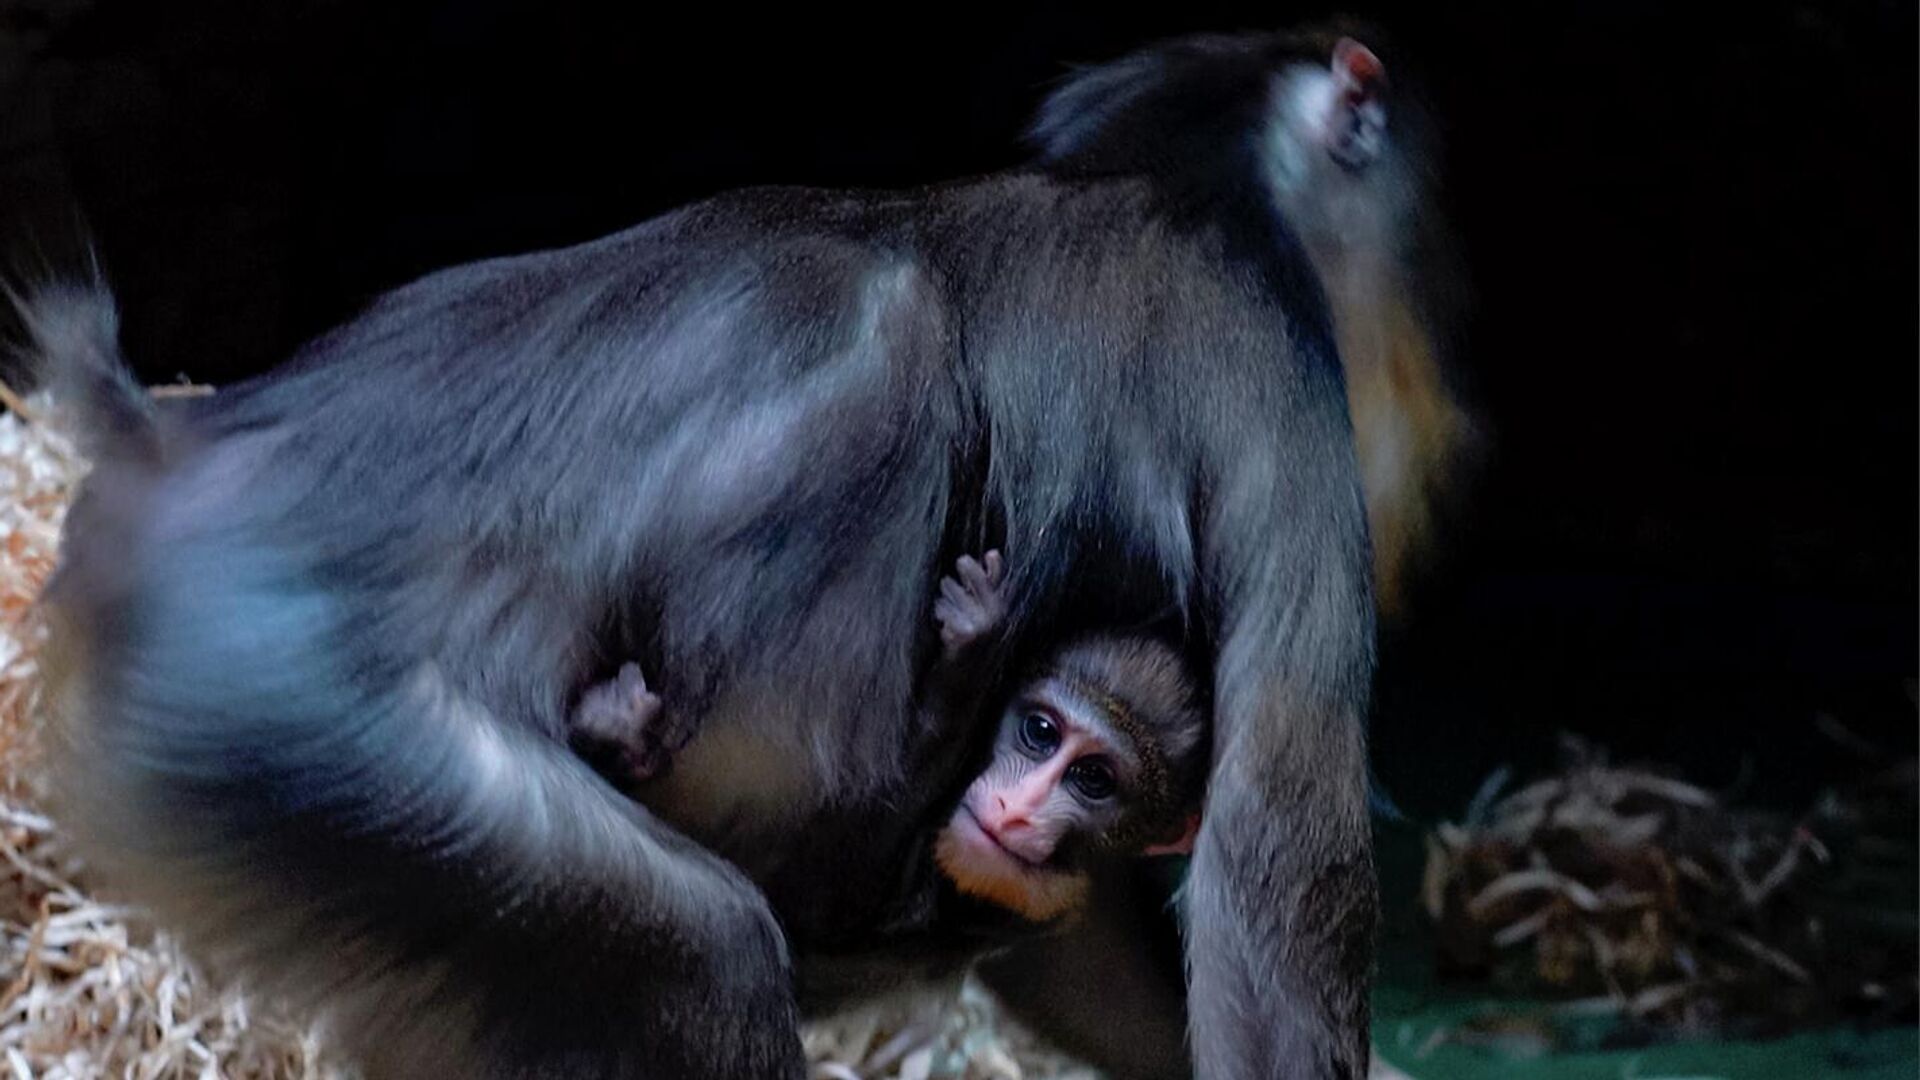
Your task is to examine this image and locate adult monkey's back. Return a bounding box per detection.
[35,28,1381,1080]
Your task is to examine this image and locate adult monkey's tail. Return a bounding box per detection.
[9,282,161,464]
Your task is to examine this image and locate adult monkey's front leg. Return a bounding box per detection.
[1186,438,1379,1079]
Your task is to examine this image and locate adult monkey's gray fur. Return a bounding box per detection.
[29,26,1394,1080]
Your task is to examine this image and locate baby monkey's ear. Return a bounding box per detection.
[1142,812,1201,857]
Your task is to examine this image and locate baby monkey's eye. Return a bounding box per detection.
[1019,712,1061,756]
[1066,757,1117,801]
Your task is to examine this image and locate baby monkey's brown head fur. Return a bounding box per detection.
[934,634,1205,923]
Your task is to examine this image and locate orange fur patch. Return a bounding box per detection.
[1341,291,1473,618]
[933,827,1088,922]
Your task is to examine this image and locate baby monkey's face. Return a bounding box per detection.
[933,673,1191,922]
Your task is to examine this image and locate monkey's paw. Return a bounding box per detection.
[934,550,1006,656]
[569,661,678,785]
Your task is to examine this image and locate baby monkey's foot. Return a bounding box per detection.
[569,661,674,785]
[934,549,1007,658]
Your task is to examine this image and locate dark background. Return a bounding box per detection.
[4,0,1915,816]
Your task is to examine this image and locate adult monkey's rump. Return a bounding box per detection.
[33,26,1386,1080]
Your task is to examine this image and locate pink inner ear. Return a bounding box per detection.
[1332,38,1386,96]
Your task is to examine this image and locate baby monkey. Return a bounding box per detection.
[570,552,1205,923]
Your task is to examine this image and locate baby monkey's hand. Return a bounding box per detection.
[934,550,1007,659]
[569,661,675,786]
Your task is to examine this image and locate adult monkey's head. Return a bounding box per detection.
[1033,26,1476,624]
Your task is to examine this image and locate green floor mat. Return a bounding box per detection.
[1373,986,1918,1079]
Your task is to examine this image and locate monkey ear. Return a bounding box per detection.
[1325,38,1388,172]
[1142,812,1201,857]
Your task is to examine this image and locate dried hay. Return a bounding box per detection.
[0,387,1097,1078]
[1424,735,1919,1042]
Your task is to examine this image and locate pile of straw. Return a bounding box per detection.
[1424,737,1918,1039]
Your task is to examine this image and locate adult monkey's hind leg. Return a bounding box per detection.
[32,289,807,1078]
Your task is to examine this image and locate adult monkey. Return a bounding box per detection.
[34,26,1387,1080]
